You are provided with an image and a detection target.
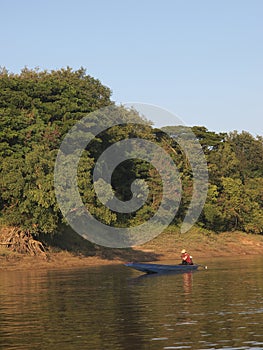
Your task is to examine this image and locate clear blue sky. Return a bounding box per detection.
[1,0,263,136]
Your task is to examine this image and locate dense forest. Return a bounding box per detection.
[0,67,262,252]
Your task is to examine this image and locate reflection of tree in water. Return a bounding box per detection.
[1,262,262,349]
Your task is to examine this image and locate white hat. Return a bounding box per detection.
[181,249,186,254]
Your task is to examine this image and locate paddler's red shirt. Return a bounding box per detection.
[181,252,193,264]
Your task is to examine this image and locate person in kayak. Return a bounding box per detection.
[181,249,193,265]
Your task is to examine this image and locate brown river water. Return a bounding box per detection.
[0,256,262,350]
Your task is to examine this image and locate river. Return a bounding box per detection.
[0,256,262,350]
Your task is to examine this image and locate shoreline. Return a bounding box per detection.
[1,230,262,271]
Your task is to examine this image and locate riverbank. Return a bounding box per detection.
[1,226,262,271]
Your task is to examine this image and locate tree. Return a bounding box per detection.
[0,67,112,238]
[227,131,263,179]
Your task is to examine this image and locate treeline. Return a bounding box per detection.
[0,68,262,240]
[163,126,263,233]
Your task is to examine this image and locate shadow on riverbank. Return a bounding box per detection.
[1,226,263,271]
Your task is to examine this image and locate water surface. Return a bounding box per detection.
[0,256,262,349]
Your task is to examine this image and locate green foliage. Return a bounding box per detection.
[203,134,263,233]
[227,131,263,179]
[0,67,112,234]
[0,67,262,238]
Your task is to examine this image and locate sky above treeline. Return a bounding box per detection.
[1,0,263,136]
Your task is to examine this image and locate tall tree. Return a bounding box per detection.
[0,67,112,234]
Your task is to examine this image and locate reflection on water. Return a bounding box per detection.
[0,256,263,350]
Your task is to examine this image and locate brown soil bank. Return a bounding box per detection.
[137,227,263,260]
[0,227,262,271]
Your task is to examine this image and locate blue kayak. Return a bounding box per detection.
[125,262,200,274]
